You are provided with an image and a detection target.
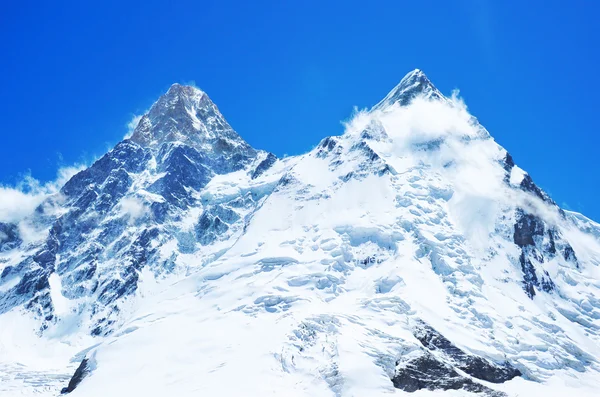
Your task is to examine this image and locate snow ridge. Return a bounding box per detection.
[372,68,444,110]
[1,70,600,397]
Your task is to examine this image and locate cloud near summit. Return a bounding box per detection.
[0,166,84,223]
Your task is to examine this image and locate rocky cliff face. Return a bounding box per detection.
[0,84,274,336]
[1,71,600,397]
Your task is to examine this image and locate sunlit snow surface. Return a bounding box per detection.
[2,73,600,396]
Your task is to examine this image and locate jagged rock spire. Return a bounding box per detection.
[129,83,252,153]
[372,69,443,110]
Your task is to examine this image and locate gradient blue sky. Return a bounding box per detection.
[1,1,598,220]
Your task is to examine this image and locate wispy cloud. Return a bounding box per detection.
[181,80,198,88]
[0,166,84,223]
[124,113,143,139]
[118,196,148,224]
[342,90,570,253]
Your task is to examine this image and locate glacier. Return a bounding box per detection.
[1,69,600,396]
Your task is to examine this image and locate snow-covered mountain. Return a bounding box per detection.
[1,70,600,397]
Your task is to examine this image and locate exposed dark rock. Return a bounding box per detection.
[0,261,53,321]
[61,358,90,394]
[61,141,149,198]
[194,205,240,246]
[414,321,521,384]
[335,140,395,181]
[129,85,256,161]
[505,166,573,284]
[95,169,133,214]
[275,174,298,190]
[540,270,556,292]
[519,251,538,298]
[148,145,212,207]
[33,249,57,270]
[0,222,21,252]
[392,352,506,396]
[513,209,565,297]
[503,153,558,210]
[350,141,381,162]
[377,164,393,176]
[0,84,265,336]
[359,120,388,141]
[502,152,515,172]
[460,357,521,385]
[91,319,114,336]
[520,174,550,203]
[547,230,557,255]
[251,153,277,179]
[341,171,354,182]
[128,227,161,270]
[60,256,98,292]
[393,321,519,395]
[96,220,128,249]
[316,136,340,158]
[514,210,544,247]
[373,69,443,109]
[563,245,579,265]
[87,229,160,308]
[16,269,50,296]
[97,271,139,306]
[150,201,169,223]
[195,209,230,246]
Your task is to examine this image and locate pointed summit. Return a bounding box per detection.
[372,69,443,110]
[130,84,251,152]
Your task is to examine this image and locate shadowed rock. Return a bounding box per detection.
[251,153,277,179]
[393,352,506,396]
[392,321,519,395]
[60,358,90,394]
[414,321,521,383]
[0,223,21,252]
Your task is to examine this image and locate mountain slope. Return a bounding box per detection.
[1,71,600,397]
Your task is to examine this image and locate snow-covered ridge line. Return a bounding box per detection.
[1,69,600,397]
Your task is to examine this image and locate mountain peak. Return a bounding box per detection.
[4,69,600,397]
[403,68,426,80]
[129,84,252,152]
[372,68,443,110]
[164,83,205,99]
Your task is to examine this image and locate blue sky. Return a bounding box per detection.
[1,1,598,220]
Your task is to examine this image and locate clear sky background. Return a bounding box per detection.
[1,1,598,220]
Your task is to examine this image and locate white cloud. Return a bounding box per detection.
[0,186,45,224]
[344,90,480,147]
[124,114,143,139]
[341,91,568,253]
[118,197,148,223]
[181,80,198,88]
[0,166,84,224]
